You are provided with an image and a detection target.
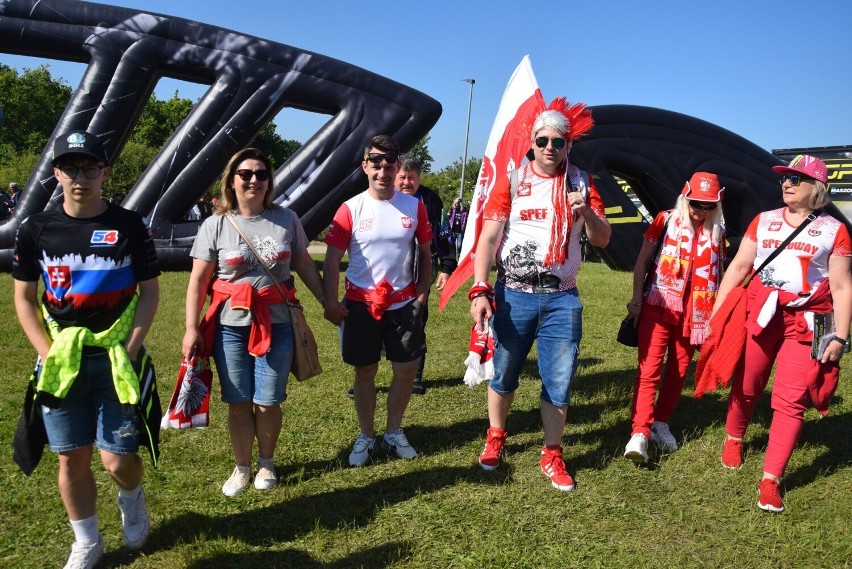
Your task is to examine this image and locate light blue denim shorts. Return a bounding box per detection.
[212,323,293,406]
[41,351,141,454]
[489,282,582,407]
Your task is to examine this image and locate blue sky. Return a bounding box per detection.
[3,0,851,169]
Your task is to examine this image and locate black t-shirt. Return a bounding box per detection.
[12,202,161,332]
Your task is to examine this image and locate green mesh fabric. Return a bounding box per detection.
[38,296,141,405]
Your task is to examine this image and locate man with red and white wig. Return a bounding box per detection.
[323,135,432,467]
[469,99,611,491]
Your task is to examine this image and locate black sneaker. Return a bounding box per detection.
[412,380,426,395]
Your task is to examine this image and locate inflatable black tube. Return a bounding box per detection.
[0,0,442,270]
[573,105,849,270]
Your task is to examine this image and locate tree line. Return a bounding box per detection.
[0,64,481,209]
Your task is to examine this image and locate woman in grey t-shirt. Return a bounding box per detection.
[183,148,324,497]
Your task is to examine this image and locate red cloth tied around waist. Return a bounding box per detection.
[344,278,416,320]
[199,279,295,358]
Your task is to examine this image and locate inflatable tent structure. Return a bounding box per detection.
[0,0,442,269]
[0,0,848,271]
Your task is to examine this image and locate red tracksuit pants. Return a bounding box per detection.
[631,304,695,437]
[725,308,814,478]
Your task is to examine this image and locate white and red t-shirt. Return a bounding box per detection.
[325,190,432,309]
[483,162,605,292]
[745,207,851,295]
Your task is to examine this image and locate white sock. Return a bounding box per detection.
[70,515,100,546]
[118,485,142,502]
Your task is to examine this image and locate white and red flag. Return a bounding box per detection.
[439,55,544,310]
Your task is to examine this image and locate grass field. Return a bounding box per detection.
[1,262,849,568]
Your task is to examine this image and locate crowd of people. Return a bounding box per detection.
[11,98,850,566]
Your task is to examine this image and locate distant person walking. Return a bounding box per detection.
[449,198,468,257]
[395,154,456,394]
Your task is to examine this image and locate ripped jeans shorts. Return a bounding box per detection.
[41,350,141,455]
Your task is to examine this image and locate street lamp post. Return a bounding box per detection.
[458,78,475,202]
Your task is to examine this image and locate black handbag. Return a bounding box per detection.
[12,364,48,476]
[617,317,639,347]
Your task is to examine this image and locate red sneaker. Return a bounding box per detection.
[757,479,784,513]
[539,446,575,491]
[721,436,744,469]
[479,427,507,471]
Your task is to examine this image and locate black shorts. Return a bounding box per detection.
[341,299,426,366]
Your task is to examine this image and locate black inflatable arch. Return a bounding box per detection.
[573,105,849,270]
[0,0,442,269]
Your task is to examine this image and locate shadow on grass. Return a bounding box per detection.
[148,465,508,564]
[186,542,411,568]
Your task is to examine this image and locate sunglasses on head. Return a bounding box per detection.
[234,169,270,182]
[534,136,566,150]
[779,174,812,187]
[689,201,717,212]
[365,152,399,165]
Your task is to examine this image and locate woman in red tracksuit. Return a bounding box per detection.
[714,155,851,513]
[624,172,726,464]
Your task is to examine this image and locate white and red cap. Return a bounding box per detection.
[681,172,723,202]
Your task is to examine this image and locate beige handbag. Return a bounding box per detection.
[225,214,322,380]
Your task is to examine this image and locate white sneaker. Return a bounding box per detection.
[651,422,678,453]
[63,537,104,569]
[118,487,150,550]
[349,433,376,467]
[254,459,277,490]
[624,433,649,464]
[382,428,418,460]
[222,465,251,496]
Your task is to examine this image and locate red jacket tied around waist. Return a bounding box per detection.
[199,279,296,358]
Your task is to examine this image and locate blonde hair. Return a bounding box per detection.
[674,194,724,242]
[213,148,276,215]
[809,180,830,209]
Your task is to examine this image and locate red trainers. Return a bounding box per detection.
[721,436,744,469]
[539,446,575,491]
[757,478,784,512]
[479,427,507,471]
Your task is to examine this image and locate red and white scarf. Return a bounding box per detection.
[645,217,723,344]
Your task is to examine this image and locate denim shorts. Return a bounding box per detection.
[41,351,141,454]
[212,323,293,406]
[489,282,582,407]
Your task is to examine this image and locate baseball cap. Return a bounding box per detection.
[52,131,109,166]
[681,172,723,202]
[771,154,827,184]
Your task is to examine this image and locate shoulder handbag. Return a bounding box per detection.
[224,214,322,381]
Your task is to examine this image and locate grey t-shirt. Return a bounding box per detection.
[191,207,309,326]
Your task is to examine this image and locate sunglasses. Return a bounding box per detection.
[689,201,717,212]
[365,152,399,165]
[57,165,104,180]
[779,174,812,187]
[534,136,566,150]
[234,169,270,182]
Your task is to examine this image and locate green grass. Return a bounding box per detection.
[1,263,850,568]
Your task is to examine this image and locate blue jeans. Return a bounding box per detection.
[489,282,582,407]
[41,351,141,454]
[212,323,294,406]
